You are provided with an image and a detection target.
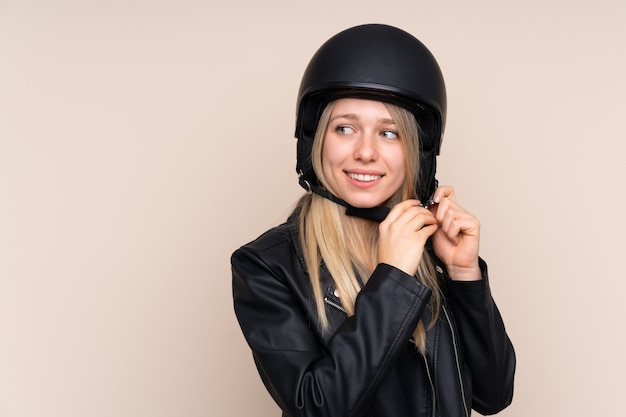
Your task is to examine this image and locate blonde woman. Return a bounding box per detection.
[232,24,515,417]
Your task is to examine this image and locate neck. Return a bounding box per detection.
[340,211,378,273]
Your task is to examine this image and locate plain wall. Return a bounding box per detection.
[1,1,625,416]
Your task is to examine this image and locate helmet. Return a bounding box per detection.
[295,24,447,208]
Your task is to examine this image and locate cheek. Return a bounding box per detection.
[320,146,332,176]
[399,158,407,177]
[390,149,407,178]
[321,157,332,181]
[321,138,342,174]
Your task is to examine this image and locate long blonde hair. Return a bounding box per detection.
[298,100,440,354]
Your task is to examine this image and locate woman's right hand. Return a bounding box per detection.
[378,199,438,276]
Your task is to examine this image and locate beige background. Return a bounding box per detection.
[1,1,625,416]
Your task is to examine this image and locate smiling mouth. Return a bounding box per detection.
[347,172,382,182]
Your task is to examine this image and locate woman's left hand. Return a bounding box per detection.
[429,186,482,281]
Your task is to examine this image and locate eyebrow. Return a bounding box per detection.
[330,113,396,125]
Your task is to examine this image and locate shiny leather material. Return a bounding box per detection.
[232,211,515,417]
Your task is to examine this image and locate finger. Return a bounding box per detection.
[437,201,466,229]
[405,209,437,232]
[433,196,468,225]
[386,199,420,220]
[384,208,435,238]
[432,195,452,224]
[433,185,456,204]
[440,210,480,240]
[418,222,439,239]
[383,199,421,224]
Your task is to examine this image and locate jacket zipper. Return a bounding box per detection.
[324,297,346,313]
[441,304,470,417]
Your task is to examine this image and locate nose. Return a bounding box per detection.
[353,133,378,162]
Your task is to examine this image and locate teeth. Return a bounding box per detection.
[348,173,380,182]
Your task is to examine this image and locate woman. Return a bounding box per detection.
[232,24,515,417]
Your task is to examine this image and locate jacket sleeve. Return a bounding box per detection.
[444,258,516,415]
[232,242,432,417]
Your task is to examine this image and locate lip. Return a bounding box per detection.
[344,169,384,189]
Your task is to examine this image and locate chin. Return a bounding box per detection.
[344,197,387,208]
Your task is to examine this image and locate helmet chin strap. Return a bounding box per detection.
[299,176,439,224]
[299,177,392,223]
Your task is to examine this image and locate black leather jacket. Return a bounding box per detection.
[232,210,515,417]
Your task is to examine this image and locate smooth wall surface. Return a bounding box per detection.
[1,1,625,416]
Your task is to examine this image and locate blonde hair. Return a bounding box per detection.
[298,100,440,354]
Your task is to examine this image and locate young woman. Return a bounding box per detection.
[232,24,515,417]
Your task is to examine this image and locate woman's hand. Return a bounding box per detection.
[378,199,438,277]
[429,186,482,281]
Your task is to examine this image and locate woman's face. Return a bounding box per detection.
[321,98,406,208]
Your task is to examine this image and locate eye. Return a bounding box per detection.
[381,130,399,139]
[335,125,355,135]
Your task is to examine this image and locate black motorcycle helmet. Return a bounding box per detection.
[295,23,447,222]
